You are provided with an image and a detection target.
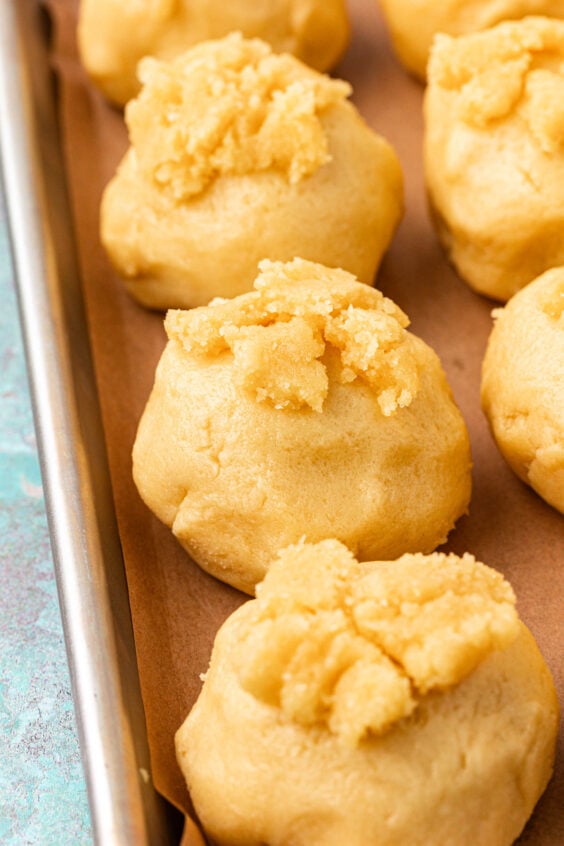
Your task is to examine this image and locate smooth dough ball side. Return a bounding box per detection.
[132,259,471,594]
[378,0,564,81]
[177,604,558,846]
[481,267,564,513]
[78,0,350,105]
[424,17,564,301]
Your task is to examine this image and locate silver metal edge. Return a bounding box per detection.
[0,1,179,843]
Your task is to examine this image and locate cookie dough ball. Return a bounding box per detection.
[132,258,472,594]
[378,0,564,81]
[424,17,564,302]
[177,540,558,846]
[101,34,403,310]
[78,0,350,105]
[481,267,564,513]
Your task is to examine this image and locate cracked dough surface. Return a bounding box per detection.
[481,266,564,513]
[379,0,564,81]
[424,16,564,301]
[101,34,403,310]
[78,0,350,105]
[176,541,558,846]
[132,258,471,594]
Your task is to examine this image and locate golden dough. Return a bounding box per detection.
[481,267,564,513]
[101,34,403,309]
[176,540,559,846]
[424,17,564,302]
[378,0,564,80]
[78,0,350,105]
[132,258,472,594]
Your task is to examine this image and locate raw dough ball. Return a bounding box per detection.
[378,0,564,80]
[481,267,564,513]
[424,17,564,301]
[132,258,472,594]
[101,34,403,309]
[176,540,558,846]
[78,0,350,105]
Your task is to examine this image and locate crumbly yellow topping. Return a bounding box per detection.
[125,32,351,199]
[428,17,564,151]
[165,258,418,415]
[539,275,564,322]
[234,540,518,746]
[524,69,564,154]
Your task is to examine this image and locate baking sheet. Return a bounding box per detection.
[26,0,564,842]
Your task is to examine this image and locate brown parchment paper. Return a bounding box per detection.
[46,0,563,843]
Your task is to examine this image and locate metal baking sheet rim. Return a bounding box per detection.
[0,1,178,842]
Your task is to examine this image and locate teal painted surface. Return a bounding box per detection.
[0,195,92,842]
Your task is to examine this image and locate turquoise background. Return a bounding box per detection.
[0,193,92,842]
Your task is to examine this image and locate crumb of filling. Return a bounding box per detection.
[165,258,420,415]
[428,18,564,152]
[232,539,519,746]
[539,276,564,321]
[126,32,351,199]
